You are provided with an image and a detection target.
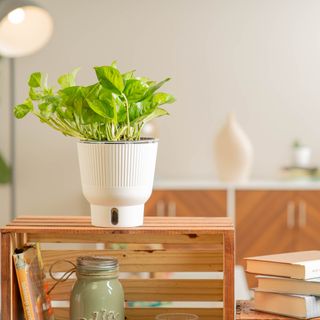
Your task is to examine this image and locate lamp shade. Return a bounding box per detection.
[0,0,53,57]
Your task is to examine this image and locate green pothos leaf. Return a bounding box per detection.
[58,68,80,89]
[13,99,33,119]
[86,99,114,120]
[28,72,42,88]
[94,66,124,94]
[0,152,11,184]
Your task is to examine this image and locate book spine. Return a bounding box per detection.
[13,254,36,320]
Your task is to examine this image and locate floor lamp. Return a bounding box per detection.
[0,0,53,220]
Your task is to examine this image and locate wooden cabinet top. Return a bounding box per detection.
[154,179,320,190]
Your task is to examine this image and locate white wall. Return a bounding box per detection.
[7,0,320,216]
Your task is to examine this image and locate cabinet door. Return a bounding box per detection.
[145,190,168,216]
[145,190,227,217]
[236,191,296,266]
[295,191,320,251]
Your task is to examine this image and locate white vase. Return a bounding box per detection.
[77,139,158,227]
[214,113,253,183]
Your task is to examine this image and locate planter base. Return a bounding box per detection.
[90,204,144,227]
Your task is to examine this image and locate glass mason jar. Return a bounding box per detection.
[70,256,124,320]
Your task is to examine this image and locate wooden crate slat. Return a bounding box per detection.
[54,307,224,320]
[125,307,224,320]
[223,230,235,320]
[13,215,233,224]
[14,215,232,220]
[1,233,14,318]
[27,233,224,244]
[9,222,233,228]
[11,220,233,226]
[9,216,232,226]
[48,279,223,301]
[42,249,223,272]
[4,216,233,232]
[4,225,234,233]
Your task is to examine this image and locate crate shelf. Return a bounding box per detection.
[1,216,234,319]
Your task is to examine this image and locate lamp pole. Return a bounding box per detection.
[9,57,16,220]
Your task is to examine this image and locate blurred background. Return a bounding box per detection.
[2,0,320,224]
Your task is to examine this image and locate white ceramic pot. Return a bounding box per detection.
[292,146,311,167]
[77,139,158,227]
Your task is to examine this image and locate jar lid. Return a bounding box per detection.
[76,256,118,272]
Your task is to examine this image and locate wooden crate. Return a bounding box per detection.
[1,216,234,320]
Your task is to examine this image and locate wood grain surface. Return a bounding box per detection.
[145,189,227,217]
[1,216,235,320]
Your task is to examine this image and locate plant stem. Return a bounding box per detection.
[122,93,131,139]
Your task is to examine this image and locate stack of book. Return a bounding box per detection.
[280,166,320,181]
[245,251,320,319]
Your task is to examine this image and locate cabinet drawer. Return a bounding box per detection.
[145,190,227,217]
[236,190,296,287]
[236,190,320,266]
[295,191,320,251]
[236,190,296,265]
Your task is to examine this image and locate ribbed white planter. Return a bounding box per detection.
[77,139,158,227]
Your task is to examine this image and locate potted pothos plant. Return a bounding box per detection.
[14,62,175,227]
[292,140,311,168]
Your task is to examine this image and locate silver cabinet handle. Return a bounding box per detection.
[298,201,307,228]
[168,201,176,217]
[287,201,295,229]
[156,200,166,217]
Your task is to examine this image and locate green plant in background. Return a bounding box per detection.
[13,62,175,141]
[292,139,302,149]
[0,152,11,184]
